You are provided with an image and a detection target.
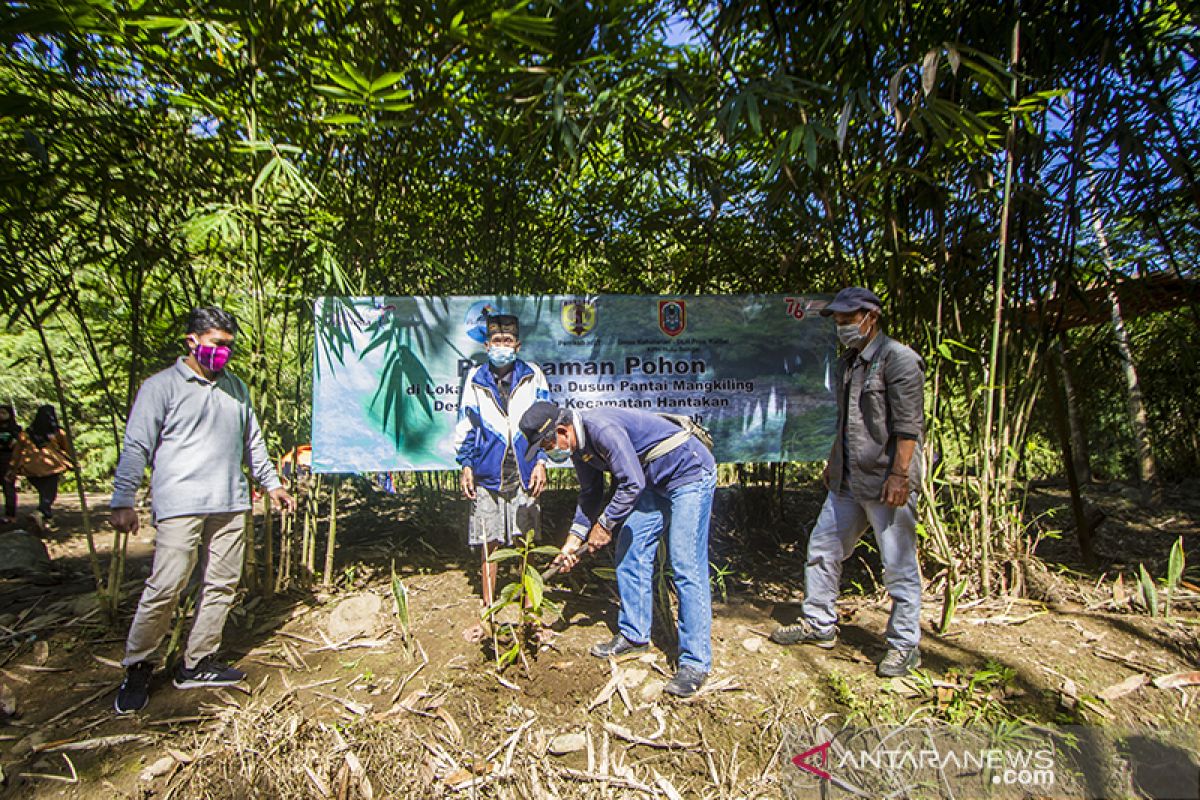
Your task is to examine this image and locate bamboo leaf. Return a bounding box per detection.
[803,125,817,169]
[391,563,410,636]
[251,156,281,196]
[314,84,356,100]
[836,96,853,153]
[946,43,961,75]
[1138,564,1159,618]
[340,61,371,89]
[921,49,939,96]
[1166,537,1184,590]
[888,64,910,130]
[369,72,406,93]
[746,93,762,136]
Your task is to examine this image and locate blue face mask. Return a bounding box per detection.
[545,447,572,463]
[488,346,516,368]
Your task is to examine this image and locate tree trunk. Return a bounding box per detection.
[1054,339,1092,484]
[1090,194,1160,504]
[1047,344,1095,565]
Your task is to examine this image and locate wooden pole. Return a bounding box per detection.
[323,476,339,586]
[261,492,274,597]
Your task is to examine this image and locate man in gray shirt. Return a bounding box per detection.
[771,287,926,678]
[112,307,295,714]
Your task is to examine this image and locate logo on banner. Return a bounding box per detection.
[561,299,596,337]
[465,301,506,343]
[658,300,686,337]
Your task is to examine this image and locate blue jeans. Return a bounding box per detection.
[614,469,717,672]
[801,488,922,650]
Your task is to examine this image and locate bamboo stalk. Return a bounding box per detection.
[262,492,275,598]
[1088,177,1160,505]
[322,477,339,586]
[242,509,258,595]
[980,19,1022,597]
[275,507,291,593]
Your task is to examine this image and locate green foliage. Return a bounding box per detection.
[938,578,968,634]
[710,561,734,603]
[390,561,411,638]
[826,671,903,725]
[908,660,1017,726]
[484,530,561,671]
[1164,537,1185,619]
[1137,563,1160,618]
[1063,313,1200,481]
[0,1,1193,615]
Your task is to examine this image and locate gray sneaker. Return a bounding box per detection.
[877,647,921,677]
[769,619,837,648]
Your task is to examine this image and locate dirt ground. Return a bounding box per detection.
[0,478,1197,799]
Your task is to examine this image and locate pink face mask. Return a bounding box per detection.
[194,344,232,372]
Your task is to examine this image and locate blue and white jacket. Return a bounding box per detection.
[453,359,550,492]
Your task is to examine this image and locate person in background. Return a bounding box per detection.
[0,405,21,522]
[454,314,550,643]
[111,306,295,715]
[770,287,926,678]
[519,400,717,699]
[6,404,73,523]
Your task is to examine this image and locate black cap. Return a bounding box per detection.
[820,287,883,316]
[486,314,519,339]
[518,401,563,461]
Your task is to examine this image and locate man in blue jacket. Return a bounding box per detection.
[454,315,550,642]
[519,401,717,698]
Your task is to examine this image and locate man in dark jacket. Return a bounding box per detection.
[771,287,926,677]
[519,401,717,698]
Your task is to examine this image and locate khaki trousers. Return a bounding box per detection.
[122,512,245,669]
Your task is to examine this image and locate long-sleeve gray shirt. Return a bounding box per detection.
[828,333,925,500]
[111,358,282,521]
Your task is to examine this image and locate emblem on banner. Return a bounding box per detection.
[465,300,505,343]
[561,299,597,337]
[658,300,686,337]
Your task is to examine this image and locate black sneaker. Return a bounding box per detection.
[877,647,921,678]
[769,619,838,648]
[589,634,649,661]
[173,657,246,689]
[664,666,708,699]
[114,661,153,714]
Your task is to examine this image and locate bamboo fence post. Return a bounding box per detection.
[323,476,339,586]
[242,508,258,594]
[261,492,274,598]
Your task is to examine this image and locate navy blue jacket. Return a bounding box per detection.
[568,408,715,539]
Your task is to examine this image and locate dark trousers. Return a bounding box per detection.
[28,474,60,519]
[0,453,15,518]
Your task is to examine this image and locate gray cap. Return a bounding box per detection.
[820,287,883,316]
